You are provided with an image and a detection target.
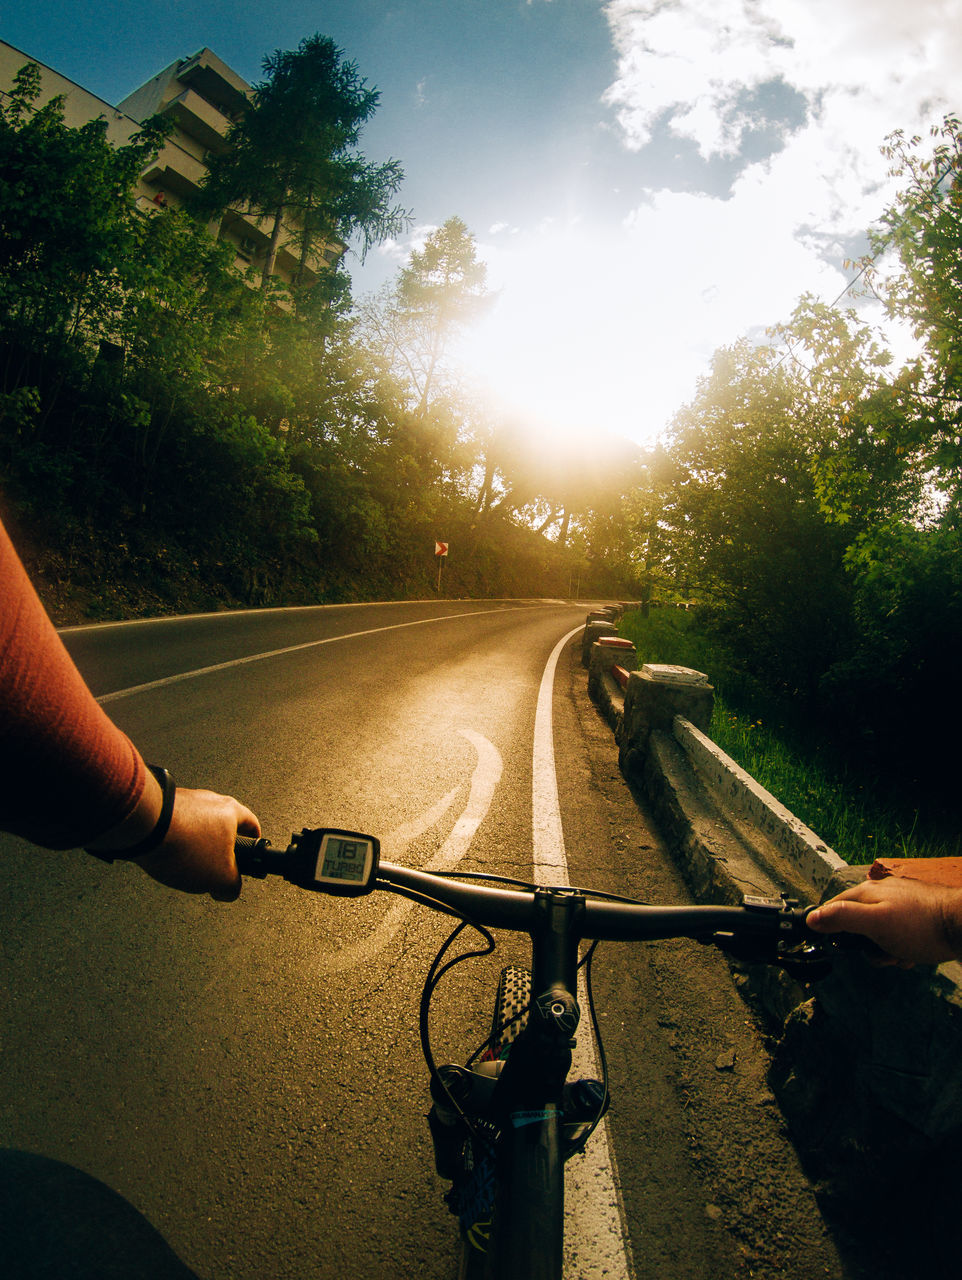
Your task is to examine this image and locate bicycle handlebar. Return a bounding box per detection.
[235,833,830,976]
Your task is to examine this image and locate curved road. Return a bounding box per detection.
[1,599,585,1279]
[0,599,843,1280]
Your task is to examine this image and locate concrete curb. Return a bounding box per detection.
[672,716,848,898]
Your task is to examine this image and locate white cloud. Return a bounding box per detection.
[600,0,962,286]
[601,0,962,252]
[390,2,962,449]
[454,1,962,446]
[603,0,962,167]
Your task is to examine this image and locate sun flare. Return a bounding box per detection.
[453,247,676,450]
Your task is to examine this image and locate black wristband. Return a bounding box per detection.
[86,766,176,864]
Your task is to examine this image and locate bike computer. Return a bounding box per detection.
[288,828,380,896]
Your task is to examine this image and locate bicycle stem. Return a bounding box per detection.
[480,890,588,1280]
[530,887,586,1003]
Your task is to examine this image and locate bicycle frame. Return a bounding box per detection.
[478,890,584,1280]
[237,837,827,1280]
[375,864,823,1280]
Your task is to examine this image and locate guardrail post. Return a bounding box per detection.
[581,619,619,666]
[617,664,714,783]
[587,637,637,701]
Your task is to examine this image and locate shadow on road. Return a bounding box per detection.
[0,1149,202,1280]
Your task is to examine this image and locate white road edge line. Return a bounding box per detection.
[96,607,537,704]
[532,626,636,1280]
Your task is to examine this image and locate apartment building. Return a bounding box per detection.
[0,40,341,289]
[0,40,136,145]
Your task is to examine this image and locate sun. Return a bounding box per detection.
[452,230,683,450]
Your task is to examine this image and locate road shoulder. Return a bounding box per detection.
[555,638,847,1280]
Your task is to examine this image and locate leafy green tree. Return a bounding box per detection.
[783,122,962,791]
[665,341,854,703]
[587,443,677,609]
[860,116,962,514]
[105,207,272,511]
[775,297,920,531]
[0,61,167,352]
[359,217,493,503]
[0,61,314,591]
[193,34,409,296]
[391,216,492,420]
[483,430,639,554]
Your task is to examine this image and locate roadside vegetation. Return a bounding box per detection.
[0,43,638,622]
[619,608,960,864]
[611,118,962,857]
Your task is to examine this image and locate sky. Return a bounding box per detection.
[3,0,961,448]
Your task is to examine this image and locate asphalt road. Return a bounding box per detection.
[0,599,846,1280]
[0,599,584,1279]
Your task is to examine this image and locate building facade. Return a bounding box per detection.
[0,40,340,290]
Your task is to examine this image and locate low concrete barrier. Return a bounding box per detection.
[673,716,847,898]
[583,633,962,1202]
[581,618,620,666]
[587,636,636,710]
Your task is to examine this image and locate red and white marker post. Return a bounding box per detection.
[435,541,448,593]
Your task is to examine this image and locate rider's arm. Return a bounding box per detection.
[0,516,257,898]
[807,876,962,965]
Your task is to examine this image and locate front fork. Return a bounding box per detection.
[428,891,602,1275]
[489,892,583,1275]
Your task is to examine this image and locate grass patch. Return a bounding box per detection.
[618,608,958,864]
[616,606,716,674]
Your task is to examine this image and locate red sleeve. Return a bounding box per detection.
[0,518,146,849]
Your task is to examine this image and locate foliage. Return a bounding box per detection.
[629,115,962,837]
[0,52,635,619]
[709,699,959,864]
[393,216,492,418]
[192,33,409,297]
[0,62,313,599]
[358,217,494,508]
[776,298,920,530]
[618,608,959,863]
[616,602,716,673]
[664,341,855,704]
[847,117,962,524]
[0,62,168,349]
[819,520,962,796]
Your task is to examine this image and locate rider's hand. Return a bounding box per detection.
[807,876,962,967]
[133,787,260,901]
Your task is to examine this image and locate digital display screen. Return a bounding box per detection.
[318,835,371,883]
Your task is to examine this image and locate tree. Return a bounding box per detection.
[0,62,168,353]
[859,116,962,516]
[358,217,493,501]
[585,444,677,609]
[193,34,409,296]
[775,297,921,532]
[105,207,272,511]
[775,121,962,788]
[391,217,492,420]
[664,342,855,704]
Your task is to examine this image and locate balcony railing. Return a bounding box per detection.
[161,87,232,154]
[174,50,249,119]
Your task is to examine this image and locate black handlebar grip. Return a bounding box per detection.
[235,835,276,878]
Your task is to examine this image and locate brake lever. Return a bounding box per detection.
[705,894,835,980]
[795,901,893,963]
[709,930,834,980]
